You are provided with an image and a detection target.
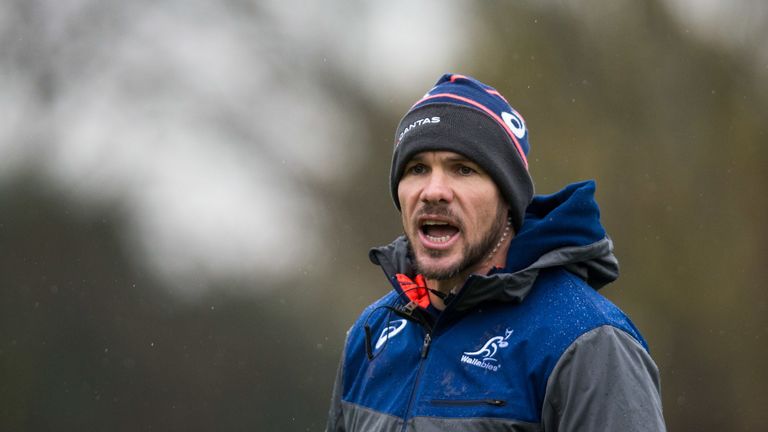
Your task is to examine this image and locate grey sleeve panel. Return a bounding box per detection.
[325,346,347,432]
[541,325,666,432]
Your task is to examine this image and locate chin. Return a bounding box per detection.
[414,253,464,280]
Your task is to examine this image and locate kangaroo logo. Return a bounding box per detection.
[374,319,408,350]
[463,329,514,363]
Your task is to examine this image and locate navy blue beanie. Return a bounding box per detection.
[391,73,534,232]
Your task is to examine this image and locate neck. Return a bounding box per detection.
[426,233,513,310]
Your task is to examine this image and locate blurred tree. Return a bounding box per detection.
[0,179,338,430]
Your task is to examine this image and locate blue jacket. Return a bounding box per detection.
[327,181,666,431]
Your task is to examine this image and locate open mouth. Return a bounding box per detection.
[419,219,460,247]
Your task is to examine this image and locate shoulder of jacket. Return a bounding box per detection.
[532,268,634,326]
[517,267,647,356]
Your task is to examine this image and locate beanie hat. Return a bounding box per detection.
[390,73,534,232]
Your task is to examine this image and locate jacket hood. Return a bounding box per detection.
[369,180,619,312]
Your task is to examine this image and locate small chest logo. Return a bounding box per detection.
[460,329,513,372]
[374,319,408,350]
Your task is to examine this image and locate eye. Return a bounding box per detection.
[457,165,476,176]
[407,163,427,175]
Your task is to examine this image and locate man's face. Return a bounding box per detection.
[398,151,508,280]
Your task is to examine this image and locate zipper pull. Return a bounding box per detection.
[421,333,432,358]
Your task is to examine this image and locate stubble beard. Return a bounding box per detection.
[408,204,509,281]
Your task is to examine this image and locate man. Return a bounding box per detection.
[327,74,666,431]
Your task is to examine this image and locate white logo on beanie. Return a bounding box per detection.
[398,116,441,143]
[502,111,526,139]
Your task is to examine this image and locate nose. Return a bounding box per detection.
[419,170,453,204]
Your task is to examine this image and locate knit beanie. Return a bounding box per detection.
[391,73,534,232]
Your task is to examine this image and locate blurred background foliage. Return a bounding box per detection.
[1,0,767,430]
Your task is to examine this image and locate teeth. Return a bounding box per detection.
[423,220,448,226]
[426,235,452,243]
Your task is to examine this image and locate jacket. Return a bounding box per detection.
[327,180,666,431]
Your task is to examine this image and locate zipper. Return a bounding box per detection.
[397,278,478,431]
[420,332,432,358]
[430,398,507,407]
[400,330,432,432]
[393,275,477,431]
